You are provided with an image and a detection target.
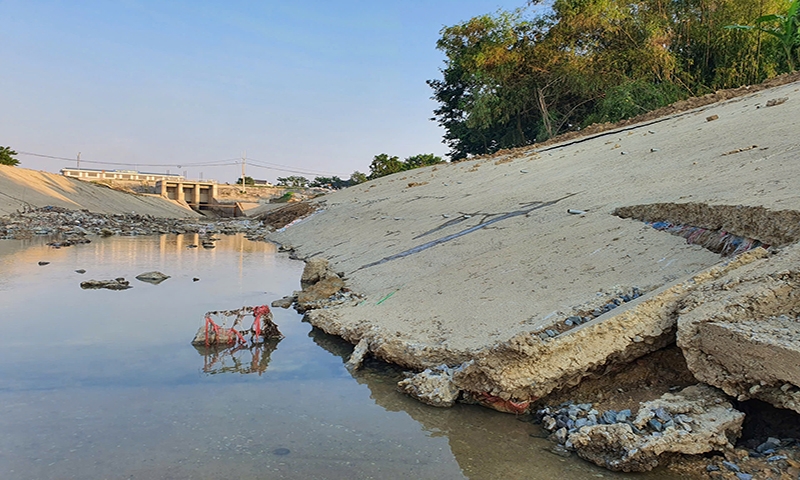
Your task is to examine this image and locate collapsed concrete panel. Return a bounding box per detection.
[678,244,800,414]
[568,385,744,472]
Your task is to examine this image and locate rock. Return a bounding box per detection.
[80,278,132,290]
[295,277,345,311]
[301,257,335,287]
[135,271,170,285]
[568,385,745,472]
[271,296,295,309]
[757,437,781,453]
[398,365,462,408]
[75,269,86,274]
[38,261,49,266]
[99,228,114,237]
[549,444,571,458]
[192,277,200,282]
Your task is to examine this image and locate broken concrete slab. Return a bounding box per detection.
[407,250,764,409]
[568,385,744,472]
[678,244,800,414]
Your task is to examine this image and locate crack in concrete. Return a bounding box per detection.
[357,193,578,271]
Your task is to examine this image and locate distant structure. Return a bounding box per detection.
[61,168,184,183]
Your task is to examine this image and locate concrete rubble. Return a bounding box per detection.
[561,385,744,472]
[678,243,800,414]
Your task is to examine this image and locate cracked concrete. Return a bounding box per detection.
[269,79,800,410]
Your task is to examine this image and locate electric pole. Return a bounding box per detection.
[241,151,247,193]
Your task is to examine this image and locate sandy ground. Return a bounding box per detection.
[0,165,198,217]
[269,80,800,375]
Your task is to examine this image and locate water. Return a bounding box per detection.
[0,234,668,479]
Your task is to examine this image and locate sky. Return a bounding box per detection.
[0,0,536,183]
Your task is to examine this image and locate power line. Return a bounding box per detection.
[17,149,352,178]
[247,158,349,177]
[17,151,239,168]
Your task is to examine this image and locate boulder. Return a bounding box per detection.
[135,271,170,285]
[80,278,132,290]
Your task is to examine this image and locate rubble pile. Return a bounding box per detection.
[534,385,744,472]
[0,206,273,242]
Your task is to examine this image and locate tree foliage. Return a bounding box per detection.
[727,0,800,72]
[368,153,445,180]
[0,146,19,166]
[236,176,255,185]
[430,0,789,159]
[276,176,309,188]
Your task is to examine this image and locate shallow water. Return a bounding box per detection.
[0,234,671,479]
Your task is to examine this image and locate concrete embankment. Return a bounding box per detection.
[0,165,198,217]
[268,79,800,418]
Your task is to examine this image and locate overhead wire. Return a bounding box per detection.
[17,150,351,178]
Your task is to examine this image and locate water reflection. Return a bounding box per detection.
[194,340,280,376]
[0,234,674,480]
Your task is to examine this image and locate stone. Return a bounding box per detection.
[569,385,745,472]
[271,296,295,309]
[135,271,170,285]
[296,277,345,311]
[80,278,132,290]
[75,269,86,274]
[190,324,237,346]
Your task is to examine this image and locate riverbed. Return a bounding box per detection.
[0,234,671,479]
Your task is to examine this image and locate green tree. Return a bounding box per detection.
[368,154,405,179]
[276,176,309,188]
[348,171,368,185]
[0,146,20,166]
[236,176,255,185]
[404,153,445,169]
[727,0,800,72]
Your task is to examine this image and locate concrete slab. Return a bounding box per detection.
[678,244,800,413]
[269,80,800,409]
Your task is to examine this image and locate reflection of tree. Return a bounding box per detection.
[307,326,610,479]
[193,339,280,376]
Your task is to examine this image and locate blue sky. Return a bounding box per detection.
[0,1,536,183]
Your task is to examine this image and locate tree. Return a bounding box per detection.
[368,153,405,179]
[0,146,19,166]
[310,176,349,189]
[404,153,445,169]
[236,176,255,185]
[348,171,368,185]
[276,176,309,188]
[727,0,800,72]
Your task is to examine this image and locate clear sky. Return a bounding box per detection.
[0,0,534,183]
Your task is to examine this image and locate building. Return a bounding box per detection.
[61,168,185,183]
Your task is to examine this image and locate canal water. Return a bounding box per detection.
[0,234,671,479]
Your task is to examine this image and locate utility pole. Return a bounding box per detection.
[77,152,81,169]
[241,151,247,193]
